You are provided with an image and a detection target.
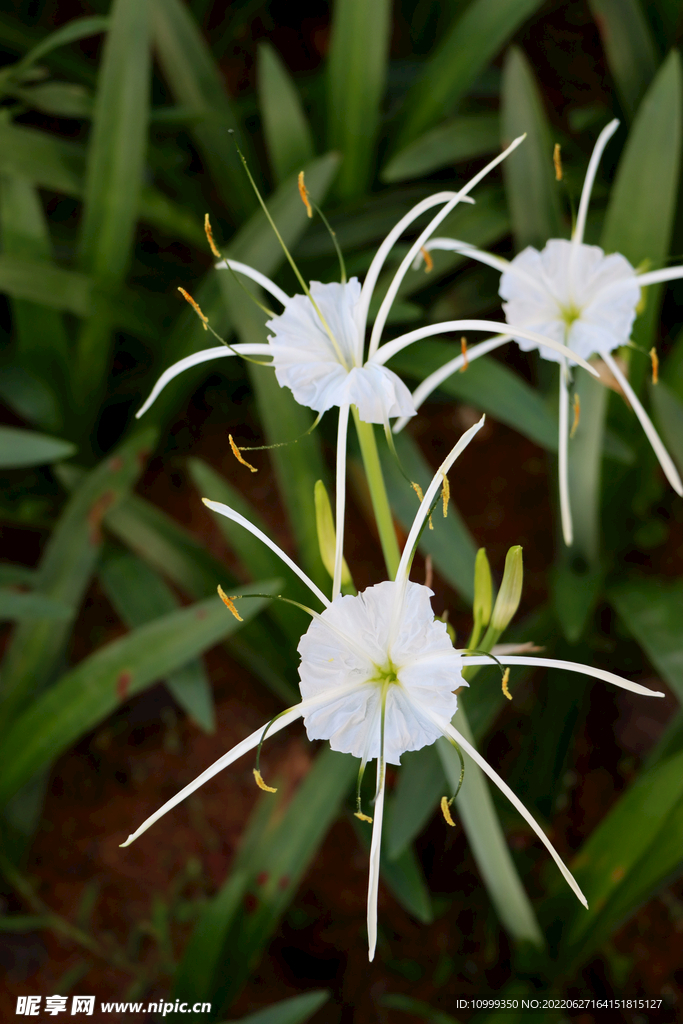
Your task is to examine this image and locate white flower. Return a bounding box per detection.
[396,118,683,545]
[135,136,597,431]
[119,417,663,960]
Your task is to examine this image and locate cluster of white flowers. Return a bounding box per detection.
[125,126,673,959]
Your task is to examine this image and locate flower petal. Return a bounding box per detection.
[459,654,665,697]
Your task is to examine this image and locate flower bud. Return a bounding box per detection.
[490,545,523,632]
[473,548,492,628]
[314,479,352,587]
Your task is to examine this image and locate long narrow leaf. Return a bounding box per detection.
[225,991,330,1024]
[0,586,274,807]
[326,0,391,199]
[382,114,499,183]
[501,47,562,249]
[258,43,315,186]
[587,0,659,119]
[609,578,683,701]
[0,426,75,469]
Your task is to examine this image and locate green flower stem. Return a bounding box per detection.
[353,409,401,579]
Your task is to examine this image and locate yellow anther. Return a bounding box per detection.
[178,287,209,330]
[253,769,277,793]
[441,472,450,518]
[501,667,512,701]
[298,171,313,218]
[650,347,659,385]
[570,392,581,439]
[553,143,563,181]
[217,585,243,621]
[420,246,434,273]
[440,796,456,827]
[229,434,258,473]
[460,336,469,372]
[204,213,222,259]
[354,811,373,823]
[412,480,433,529]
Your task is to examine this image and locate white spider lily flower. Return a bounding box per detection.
[398,118,682,545]
[119,416,663,959]
[136,135,597,430]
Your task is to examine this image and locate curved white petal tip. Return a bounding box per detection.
[119,836,134,848]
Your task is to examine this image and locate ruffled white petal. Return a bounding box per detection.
[500,239,640,364]
[297,581,463,764]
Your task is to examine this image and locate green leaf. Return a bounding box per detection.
[0,16,109,82]
[437,705,543,946]
[0,564,37,587]
[224,992,330,1024]
[551,562,603,643]
[0,585,274,808]
[650,379,683,477]
[104,492,299,704]
[0,173,69,431]
[326,0,391,199]
[258,43,314,186]
[0,427,75,469]
[208,748,357,1013]
[396,0,544,147]
[0,122,204,246]
[602,50,682,388]
[390,343,557,451]
[501,47,562,249]
[75,0,151,410]
[382,113,500,183]
[0,428,157,730]
[0,589,71,622]
[380,841,433,924]
[566,368,608,566]
[587,0,659,119]
[99,547,216,732]
[609,578,683,700]
[386,744,445,860]
[558,750,683,966]
[380,994,459,1024]
[0,255,91,316]
[152,0,255,220]
[381,433,477,604]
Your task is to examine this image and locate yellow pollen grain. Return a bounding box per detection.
[412,480,433,529]
[570,392,581,439]
[441,472,450,518]
[298,171,313,218]
[460,336,469,372]
[229,434,258,473]
[553,143,563,181]
[420,246,434,273]
[178,287,209,330]
[650,347,659,385]
[204,214,222,259]
[501,667,512,701]
[440,796,456,827]
[217,585,243,621]
[354,811,373,823]
[253,769,277,793]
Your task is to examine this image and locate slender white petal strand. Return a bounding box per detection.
[416,238,513,277]
[459,655,665,697]
[202,499,331,607]
[635,265,683,288]
[120,704,306,847]
[601,352,683,495]
[393,335,513,433]
[367,765,386,962]
[573,119,620,250]
[432,714,588,907]
[372,319,600,377]
[215,259,291,307]
[368,135,526,357]
[333,404,350,600]
[394,417,486,589]
[558,360,573,546]
[359,192,474,326]
[136,344,272,419]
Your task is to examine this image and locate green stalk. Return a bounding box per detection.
[353,409,400,578]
